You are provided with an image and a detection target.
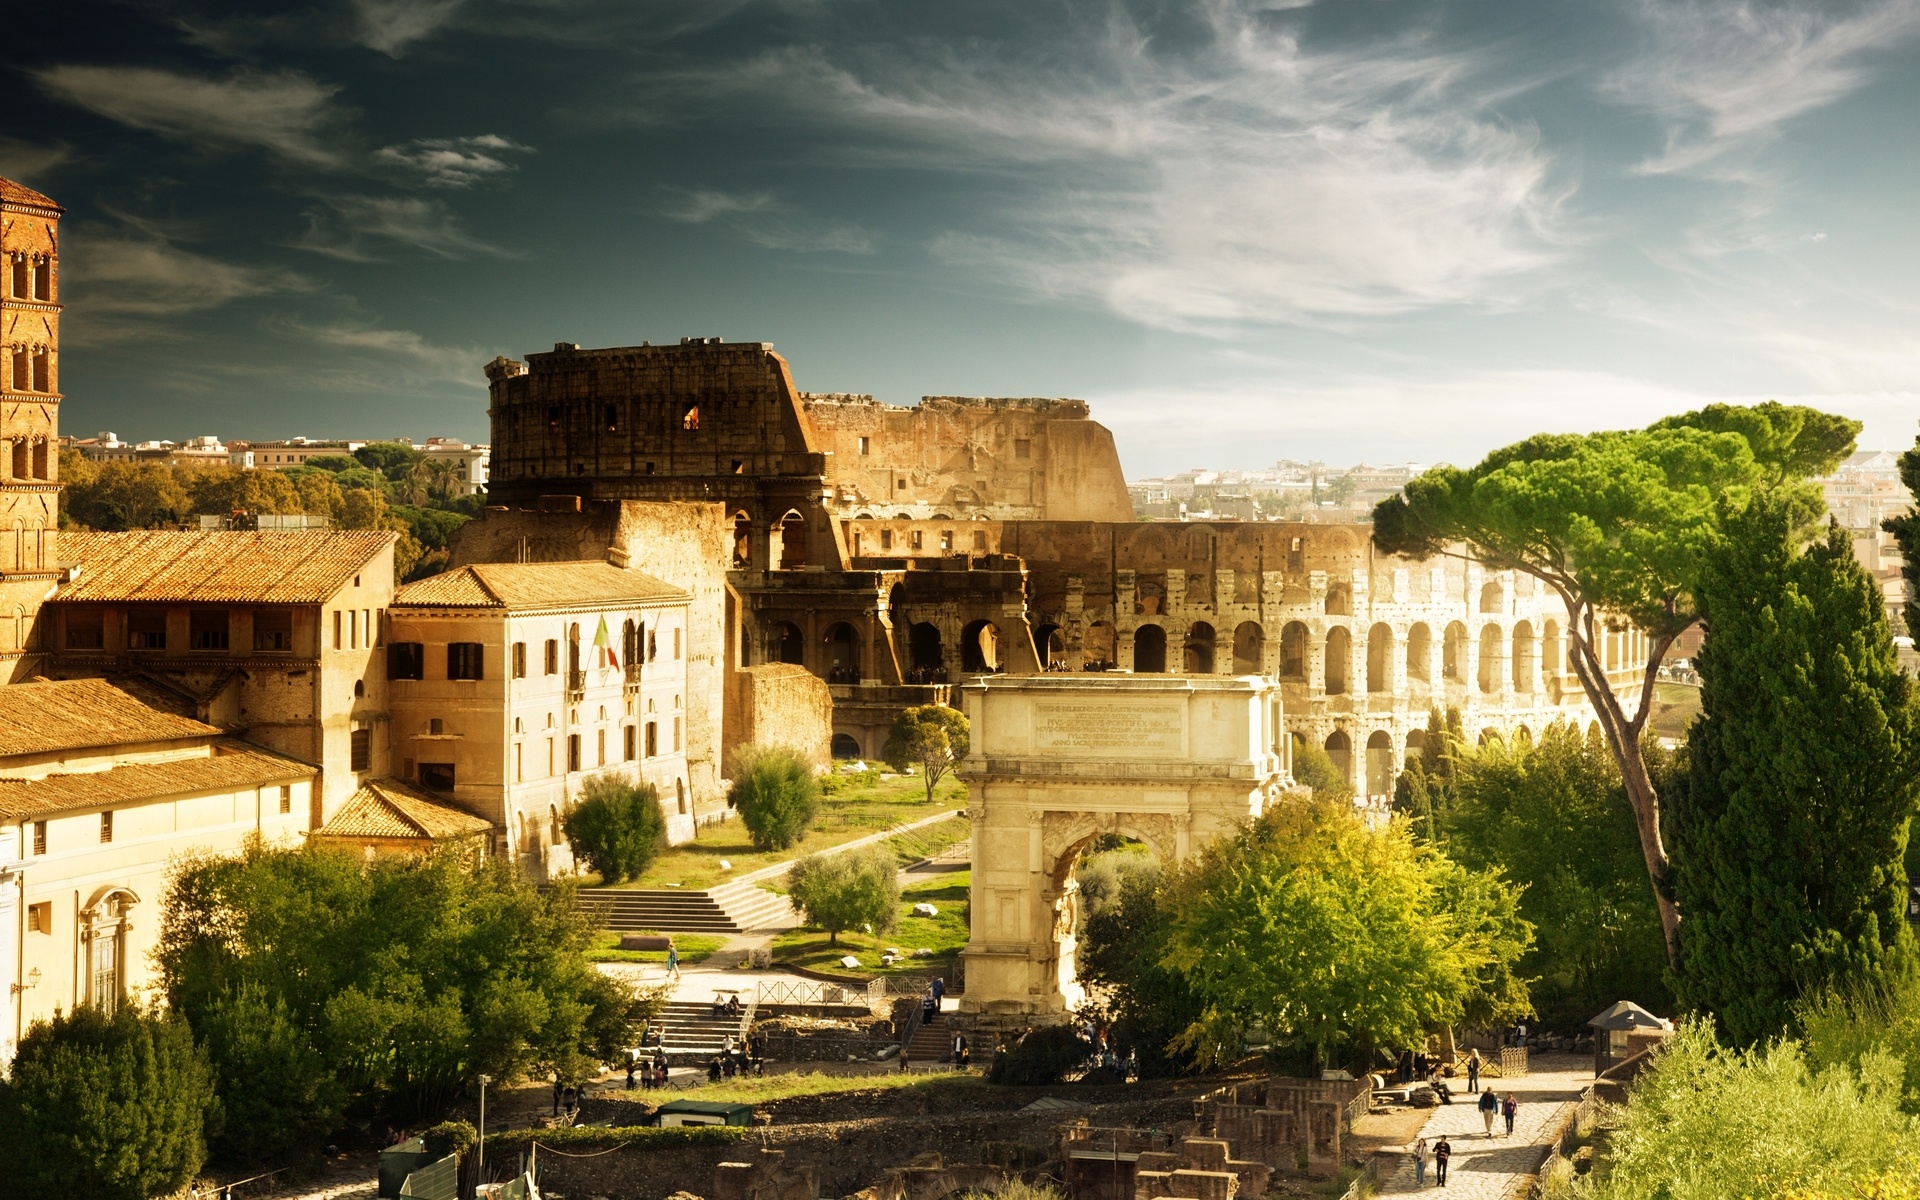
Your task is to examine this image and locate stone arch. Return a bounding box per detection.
[1132,623,1167,673]
[1324,730,1352,783]
[773,509,808,570]
[1189,526,1214,560]
[824,621,860,680]
[1325,583,1351,616]
[1034,622,1064,669]
[961,619,1002,673]
[831,732,862,758]
[1279,621,1308,679]
[1041,812,1182,1004]
[1406,622,1431,682]
[1543,619,1563,702]
[731,509,752,568]
[1514,724,1533,746]
[1232,621,1263,675]
[908,622,944,678]
[1324,626,1351,694]
[773,621,804,665]
[1511,620,1535,692]
[1443,621,1468,681]
[1406,728,1427,756]
[1479,727,1502,746]
[1480,580,1504,614]
[1478,623,1502,693]
[81,884,139,1013]
[1365,729,1394,797]
[1366,622,1393,693]
[1184,621,1215,674]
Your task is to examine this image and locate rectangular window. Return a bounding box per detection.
[33,259,49,301]
[100,811,113,844]
[973,531,987,551]
[333,610,342,650]
[254,608,293,652]
[189,609,230,651]
[645,722,658,757]
[911,530,924,551]
[9,256,23,298]
[32,819,46,855]
[624,725,636,760]
[597,729,606,766]
[127,609,166,650]
[65,609,104,650]
[29,345,47,389]
[940,531,953,552]
[27,902,50,934]
[544,639,559,674]
[278,785,292,815]
[673,717,682,752]
[547,738,555,776]
[420,762,456,791]
[567,734,581,772]
[9,348,24,391]
[858,436,870,455]
[673,628,681,659]
[880,529,893,551]
[350,728,371,772]
[515,742,523,783]
[388,642,425,680]
[348,609,358,650]
[512,642,527,678]
[1014,438,1032,459]
[447,642,485,680]
[363,608,372,647]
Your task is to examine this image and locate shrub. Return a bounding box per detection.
[198,983,344,1166]
[787,847,899,945]
[729,745,820,851]
[423,1119,477,1160]
[0,1004,219,1200]
[1290,743,1353,803]
[883,705,970,804]
[488,1123,745,1152]
[564,774,668,883]
[988,1025,1093,1086]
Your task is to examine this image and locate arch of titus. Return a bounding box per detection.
[954,673,1295,1027]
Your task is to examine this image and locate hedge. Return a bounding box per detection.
[487,1124,747,1153]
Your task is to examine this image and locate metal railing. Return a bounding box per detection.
[565,668,586,700]
[754,977,888,1008]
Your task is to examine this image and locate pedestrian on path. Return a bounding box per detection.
[1412,1138,1429,1188]
[1466,1048,1480,1092]
[1433,1137,1451,1187]
[1478,1087,1498,1137]
[1503,1092,1518,1136]
[667,942,680,980]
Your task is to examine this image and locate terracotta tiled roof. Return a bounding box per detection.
[0,177,62,212]
[0,743,313,820]
[315,778,494,841]
[59,531,395,604]
[0,678,219,757]
[394,562,687,610]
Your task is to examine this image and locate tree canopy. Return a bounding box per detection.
[564,774,668,883]
[728,744,821,851]
[785,847,899,945]
[882,704,970,804]
[1372,402,1859,966]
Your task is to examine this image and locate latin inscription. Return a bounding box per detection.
[1033,701,1184,755]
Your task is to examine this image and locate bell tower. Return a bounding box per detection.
[0,177,63,681]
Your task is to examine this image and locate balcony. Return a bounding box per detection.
[566,668,586,701]
[623,663,643,695]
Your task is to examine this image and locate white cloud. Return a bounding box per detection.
[295,195,507,260]
[353,0,467,56]
[1609,0,1920,175]
[34,66,343,167]
[280,319,483,386]
[375,134,533,186]
[660,187,876,254]
[0,139,75,185]
[62,228,308,318]
[658,5,1565,328]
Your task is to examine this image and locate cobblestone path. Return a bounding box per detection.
[1376,1055,1591,1198]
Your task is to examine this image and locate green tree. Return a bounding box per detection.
[304,454,359,472]
[882,704,970,804]
[1372,402,1858,966]
[728,744,821,851]
[1670,501,1918,1045]
[1290,741,1354,803]
[562,775,667,884]
[1076,858,1207,1077]
[1162,799,1532,1070]
[354,441,425,477]
[1392,708,1464,843]
[197,984,344,1166]
[186,465,305,518]
[786,847,898,945]
[61,459,191,530]
[0,1004,219,1200]
[1883,434,1920,639]
[1439,723,1671,1027]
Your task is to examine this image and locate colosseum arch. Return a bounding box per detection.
[961,619,1002,673]
[1279,621,1308,679]
[1480,580,1505,614]
[1406,622,1431,682]
[1477,624,1503,693]
[1443,621,1468,681]
[1184,621,1215,674]
[1366,623,1393,693]
[1365,730,1394,798]
[1325,729,1352,783]
[1511,620,1535,693]
[1132,624,1167,673]
[772,621,805,665]
[1324,626,1351,694]
[1232,621,1263,675]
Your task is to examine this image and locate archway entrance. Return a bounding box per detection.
[961,619,1002,673]
[773,621,804,665]
[824,622,860,682]
[908,622,944,682]
[1060,834,1161,1007]
[1132,624,1166,673]
[831,732,862,759]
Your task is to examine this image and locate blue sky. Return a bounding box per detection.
[7,0,1920,476]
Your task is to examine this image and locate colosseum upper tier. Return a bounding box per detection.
[483,337,1644,797]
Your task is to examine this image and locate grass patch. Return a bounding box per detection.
[655,1068,987,1106]
[584,931,726,964]
[490,1124,744,1153]
[771,870,970,979]
[885,814,971,864]
[603,772,966,891]
[1647,681,1702,741]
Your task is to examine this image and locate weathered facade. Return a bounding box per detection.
[0,178,63,682]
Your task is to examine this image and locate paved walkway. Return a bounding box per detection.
[1377,1055,1590,1198]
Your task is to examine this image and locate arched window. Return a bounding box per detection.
[1443,621,1468,681]
[1324,730,1352,784]
[1480,580,1504,614]
[731,510,752,568]
[1132,624,1166,673]
[1478,624,1503,693]
[1324,626,1350,694]
[831,733,862,758]
[773,621,804,665]
[1184,621,1215,674]
[1279,621,1308,679]
[961,620,1001,673]
[682,404,700,430]
[1511,621,1535,692]
[907,622,944,680]
[1325,584,1351,616]
[1406,622,1431,682]
[1034,622,1064,669]
[1365,730,1394,797]
[1232,621,1263,675]
[773,510,807,570]
[1366,622,1392,693]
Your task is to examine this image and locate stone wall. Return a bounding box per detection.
[723,663,833,769]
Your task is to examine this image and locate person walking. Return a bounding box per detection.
[1466,1048,1481,1092]
[1503,1092,1519,1136]
[899,1043,911,1074]
[666,942,680,981]
[1478,1087,1498,1138]
[1433,1137,1452,1187]
[1412,1138,1429,1188]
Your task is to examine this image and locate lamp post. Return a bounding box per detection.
[476,1074,492,1186]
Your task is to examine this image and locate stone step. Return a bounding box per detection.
[907,1012,950,1062]
[578,882,796,933]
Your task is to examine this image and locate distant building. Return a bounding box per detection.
[0,678,315,1062]
[1819,448,1912,632]
[70,432,233,468]
[420,437,490,497]
[387,560,693,880]
[237,439,366,469]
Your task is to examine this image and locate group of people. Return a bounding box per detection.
[708,1033,765,1082]
[625,1050,671,1091]
[1407,1088,1523,1189]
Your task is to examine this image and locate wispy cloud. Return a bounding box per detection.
[654,5,1564,328]
[295,194,507,260]
[58,221,310,343]
[34,65,344,167]
[0,138,75,185]
[278,319,484,386]
[660,186,876,255]
[1608,0,1920,176]
[352,0,468,56]
[375,134,533,187]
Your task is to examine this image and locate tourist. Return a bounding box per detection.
[708,1057,722,1083]
[552,1077,563,1116]
[625,1059,636,1091]
[1466,1048,1481,1092]
[1412,1138,1429,1188]
[1515,1020,1529,1048]
[667,942,680,981]
[931,976,945,1004]
[1478,1087,1498,1137]
[899,1043,911,1074]
[1397,1049,1413,1085]
[1503,1092,1519,1136]
[952,1030,967,1065]
[1433,1137,1452,1187]
[1431,1077,1453,1105]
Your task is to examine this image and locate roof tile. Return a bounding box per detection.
[315,777,494,841]
[0,742,314,820]
[0,679,219,757]
[0,176,62,212]
[59,531,394,605]
[394,561,687,610]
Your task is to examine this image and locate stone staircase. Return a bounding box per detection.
[651,1000,753,1066]
[578,881,796,934]
[907,1010,951,1064]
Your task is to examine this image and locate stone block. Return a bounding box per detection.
[1166,1169,1237,1200]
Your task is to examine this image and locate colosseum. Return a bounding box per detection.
[479,337,1644,803]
